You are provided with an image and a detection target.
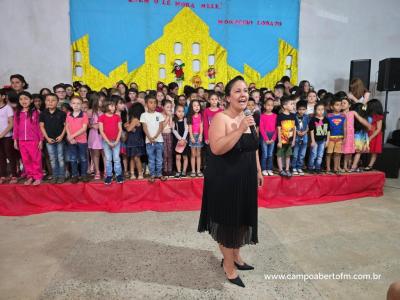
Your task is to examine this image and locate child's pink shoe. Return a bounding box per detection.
[32,179,41,186]
[9,177,18,184]
[24,178,33,185]
[0,177,6,184]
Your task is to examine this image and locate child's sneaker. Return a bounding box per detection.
[104,176,112,185]
[70,176,79,184]
[174,172,181,178]
[292,169,299,175]
[181,171,187,178]
[298,169,304,176]
[116,175,124,183]
[286,170,292,177]
[81,175,90,183]
[279,170,287,177]
[267,170,274,176]
[262,170,268,176]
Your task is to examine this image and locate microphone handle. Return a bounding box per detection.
[249,124,257,138]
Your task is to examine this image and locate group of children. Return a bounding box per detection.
[255,91,383,177]
[0,74,384,185]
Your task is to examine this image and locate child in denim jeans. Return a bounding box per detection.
[65,96,89,183]
[99,96,123,185]
[292,100,309,175]
[259,98,277,176]
[308,102,330,174]
[39,93,66,184]
[140,94,165,183]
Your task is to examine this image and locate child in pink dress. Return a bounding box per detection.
[87,93,104,180]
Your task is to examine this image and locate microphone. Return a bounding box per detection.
[243,109,257,138]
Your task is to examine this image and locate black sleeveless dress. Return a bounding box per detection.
[197,133,259,248]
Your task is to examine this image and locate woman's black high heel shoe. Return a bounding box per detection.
[234,261,254,270]
[220,259,245,287]
[221,258,254,270]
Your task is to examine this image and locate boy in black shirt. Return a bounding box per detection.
[277,96,297,177]
[39,93,67,183]
[308,102,330,174]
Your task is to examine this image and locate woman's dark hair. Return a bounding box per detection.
[128,102,145,120]
[10,74,29,90]
[366,99,384,116]
[39,88,52,95]
[16,91,35,120]
[351,103,369,132]
[186,99,201,125]
[225,75,245,96]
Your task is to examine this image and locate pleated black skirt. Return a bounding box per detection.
[197,133,259,248]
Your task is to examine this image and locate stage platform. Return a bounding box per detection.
[0,172,385,216]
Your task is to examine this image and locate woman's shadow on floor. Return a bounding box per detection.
[46,236,225,290]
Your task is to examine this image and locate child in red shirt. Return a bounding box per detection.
[99,96,123,184]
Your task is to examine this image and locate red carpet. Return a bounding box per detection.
[0,171,385,216]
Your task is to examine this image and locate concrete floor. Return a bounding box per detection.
[0,178,399,300]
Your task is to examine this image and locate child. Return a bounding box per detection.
[87,92,104,180]
[156,91,165,113]
[161,99,174,176]
[39,93,66,184]
[276,96,296,177]
[203,92,223,145]
[187,100,203,177]
[116,97,129,178]
[292,100,309,175]
[140,94,166,183]
[246,98,260,128]
[0,89,17,184]
[306,91,318,115]
[53,83,68,108]
[350,103,372,172]
[308,103,330,174]
[65,96,89,183]
[259,98,277,176]
[99,96,123,184]
[13,92,43,185]
[326,97,346,174]
[365,99,384,170]
[32,94,45,111]
[341,97,371,172]
[250,89,261,111]
[125,103,145,179]
[172,104,189,177]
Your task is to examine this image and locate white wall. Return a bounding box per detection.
[0,0,71,92]
[1,0,400,135]
[299,0,400,137]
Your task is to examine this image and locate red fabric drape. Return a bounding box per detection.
[0,172,384,216]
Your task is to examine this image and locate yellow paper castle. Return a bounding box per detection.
[71,7,298,91]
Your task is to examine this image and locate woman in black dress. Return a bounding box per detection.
[198,76,263,287]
